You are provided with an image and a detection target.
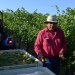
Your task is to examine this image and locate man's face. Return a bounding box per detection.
[46,22,57,31]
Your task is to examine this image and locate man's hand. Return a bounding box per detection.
[59,52,66,60]
[38,53,44,61]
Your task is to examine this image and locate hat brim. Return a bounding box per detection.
[44,21,58,24]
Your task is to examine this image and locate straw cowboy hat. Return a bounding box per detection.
[44,15,58,23]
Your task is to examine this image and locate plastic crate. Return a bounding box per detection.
[0,49,42,70]
[0,67,56,75]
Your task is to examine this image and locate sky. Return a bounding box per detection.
[0,0,75,15]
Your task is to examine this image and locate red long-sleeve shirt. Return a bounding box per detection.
[34,27,67,58]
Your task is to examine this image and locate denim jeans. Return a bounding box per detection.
[43,57,60,75]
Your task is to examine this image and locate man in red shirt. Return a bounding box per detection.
[34,15,67,75]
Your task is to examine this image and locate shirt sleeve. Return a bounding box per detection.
[60,30,67,53]
[34,32,43,55]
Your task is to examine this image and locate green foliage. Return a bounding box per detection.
[55,6,75,73]
[2,7,48,53]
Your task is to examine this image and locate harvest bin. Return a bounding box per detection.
[0,66,56,75]
[0,49,42,70]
